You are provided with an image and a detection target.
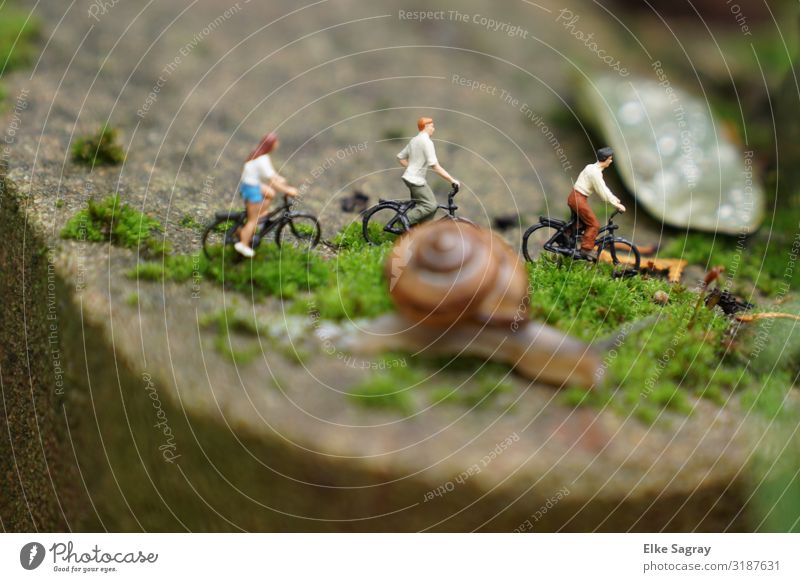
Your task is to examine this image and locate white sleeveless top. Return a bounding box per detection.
[240,154,276,186]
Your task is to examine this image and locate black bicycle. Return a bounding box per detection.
[361,184,474,245]
[201,195,321,259]
[522,208,640,276]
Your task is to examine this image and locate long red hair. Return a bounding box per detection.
[247,132,278,161]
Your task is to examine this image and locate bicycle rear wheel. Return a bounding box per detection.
[276,214,322,250]
[362,204,409,245]
[597,237,640,277]
[522,222,569,262]
[201,214,244,260]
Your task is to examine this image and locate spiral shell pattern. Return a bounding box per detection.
[386,220,529,326]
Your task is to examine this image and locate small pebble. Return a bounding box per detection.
[653,290,669,305]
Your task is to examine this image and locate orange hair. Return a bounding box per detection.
[417,117,433,131]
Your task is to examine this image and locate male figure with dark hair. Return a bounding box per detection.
[397,117,459,226]
[567,146,626,259]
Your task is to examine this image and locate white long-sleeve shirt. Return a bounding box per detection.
[397,132,438,186]
[573,162,620,205]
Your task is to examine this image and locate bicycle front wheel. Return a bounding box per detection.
[276,214,322,250]
[201,215,243,260]
[597,237,640,277]
[362,204,409,245]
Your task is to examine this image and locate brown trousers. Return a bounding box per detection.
[567,190,600,251]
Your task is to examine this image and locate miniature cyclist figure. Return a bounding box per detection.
[235,132,299,257]
[567,146,626,260]
[396,117,459,226]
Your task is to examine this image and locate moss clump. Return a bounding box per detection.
[200,308,263,364]
[349,357,516,415]
[61,195,168,256]
[130,254,198,282]
[348,365,420,414]
[128,221,797,422]
[199,307,309,365]
[300,243,393,320]
[0,4,40,73]
[133,221,395,318]
[134,243,329,301]
[428,360,514,408]
[330,221,364,250]
[526,256,789,422]
[527,255,688,337]
[202,242,329,300]
[332,219,399,250]
[71,125,125,167]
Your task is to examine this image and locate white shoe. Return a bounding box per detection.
[234,242,255,258]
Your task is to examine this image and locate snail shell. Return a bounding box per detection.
[386,220,528,326]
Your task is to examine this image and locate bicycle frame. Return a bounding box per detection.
[541,209,621,251]
[254,196,294,238]
[366,184,462,240]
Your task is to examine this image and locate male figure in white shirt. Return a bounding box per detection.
[396,117,459,226]
[568,147,626,260]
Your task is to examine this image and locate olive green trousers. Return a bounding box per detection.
[403,179,438,225]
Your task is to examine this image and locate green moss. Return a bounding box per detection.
[130,254,198,282]
[301,243,393,320]
[428,360,514,407]
[291,221,317,238]
[331,219,399,251]
[204,242,329,300]
[127,220,797,423]
[348,365,419,414]
[348,356,516,415]
[61,195,169,256]
[71,125,125,167]
[132,220,395,318]
[125,292,139,306]
[200,308,264,364]
[0,4,40,73]
[526,255,687,338]
[525,256,792,422]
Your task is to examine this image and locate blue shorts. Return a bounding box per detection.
[240,183,263,204]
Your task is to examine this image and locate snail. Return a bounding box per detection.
[319,221,603,388]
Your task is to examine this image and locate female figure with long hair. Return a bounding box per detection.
[235,132,299,257]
